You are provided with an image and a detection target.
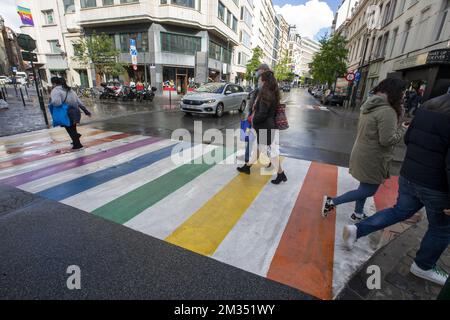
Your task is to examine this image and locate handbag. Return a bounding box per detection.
[275,103,289,130]
[49,90,71,127]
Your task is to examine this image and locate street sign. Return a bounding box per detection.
[345,72,355,82]
[130,39,138,67]
[17,34,37,51]
[354,71,361,82]
[21,51,38,62]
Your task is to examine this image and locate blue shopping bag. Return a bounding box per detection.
[240,119,255,142]
[49,103,71,127]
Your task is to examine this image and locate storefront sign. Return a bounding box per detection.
[394,53,429,71]
[427,49,450,64]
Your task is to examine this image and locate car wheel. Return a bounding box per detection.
[184,112,192,117]
[215,103,224,118]
[239,101,246,113]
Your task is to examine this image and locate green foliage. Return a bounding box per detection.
[274,52,295,82]
[73,32,125,77]
[310,34,348,87]
[245,47,263,82]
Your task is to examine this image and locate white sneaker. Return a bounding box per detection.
[410,262,449,286]
[350,212,368,223]
[343,225,357,250]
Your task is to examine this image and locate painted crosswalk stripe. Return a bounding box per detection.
[212,158,311,276]
[165,162,273,256]
[0,133,132,170]
[0,135,147,180]
[92,147,233,224]
[0,136,162,187]
[125,153,239,239]
[36,141,182,200]
[267,162,338,300]
[62,144,216,212]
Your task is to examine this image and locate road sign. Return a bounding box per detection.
[130,39,138,67]
[354,71,361,82]
[17,34,37,51]
[22,51,38,62]
[345,72,355,82]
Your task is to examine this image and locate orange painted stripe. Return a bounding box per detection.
[374,176,399,211]
[267,162,338,300]
[0,133,133,170]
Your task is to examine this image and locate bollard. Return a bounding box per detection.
[19,87,26,106]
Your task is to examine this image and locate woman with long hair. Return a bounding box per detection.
[322,78,409,222]
[237,70,287,185]
[50,77,91,149]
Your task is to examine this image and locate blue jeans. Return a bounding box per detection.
[357,176,450,270]
[333,182,380,214]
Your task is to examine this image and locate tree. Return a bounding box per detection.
[310,34,348,87]
[245,47,263,83]
[274,52,295,82]
[73,32,125,80]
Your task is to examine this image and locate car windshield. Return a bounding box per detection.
[196,83,225,94]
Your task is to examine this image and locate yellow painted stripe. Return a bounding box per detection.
[166,164,275,256]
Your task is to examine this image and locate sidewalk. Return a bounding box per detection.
[338,218,450,300]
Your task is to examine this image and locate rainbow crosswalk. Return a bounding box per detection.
[0,126,401,300]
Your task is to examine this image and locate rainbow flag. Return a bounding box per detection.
[17,6,34,26]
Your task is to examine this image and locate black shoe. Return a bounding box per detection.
[237,164,251,175]
[271,172,287,185]
[72,144,84,150]
[267,162,272,168]
[322,196,335,218]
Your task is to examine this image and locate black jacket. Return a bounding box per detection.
[400,94,450,194]
[252,97,276,130]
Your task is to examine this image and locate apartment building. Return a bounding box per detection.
[252,0,277,67]
[336,0,450,105]
[233,0,254,85]
[0,16,26,75]
[288,31,321,82]
[20,0,241,96]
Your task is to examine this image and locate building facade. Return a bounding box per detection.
[252,0,277,67]
[0,16,27,76]
[288,30,321,83]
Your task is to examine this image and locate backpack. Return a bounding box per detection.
[275,104,289,130]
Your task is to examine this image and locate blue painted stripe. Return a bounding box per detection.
[37,142,190,201]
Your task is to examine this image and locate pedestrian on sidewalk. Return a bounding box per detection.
[50,77,92,150]
[322,78,409,222]
[237,70,287,185]
[342,92,450,286]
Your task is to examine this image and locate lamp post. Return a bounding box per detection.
[142,39,148,88]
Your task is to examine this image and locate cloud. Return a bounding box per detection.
[275,0,334,39]
[1,0,22,32]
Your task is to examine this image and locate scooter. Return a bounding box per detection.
[99,83,121,100]
[138,87,157,102]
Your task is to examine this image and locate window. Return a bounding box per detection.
[81,0,97,8]
[103,0,114,5]
[241,6,252,27]
[63,0,75,13]
[382,2,391,26]
[398,0,406,15]
[172,0,195,8]
[120,32,149,53]
[241,30,251,47]
[209,41,231,63]
[390,28,398,57]
[381,32,389,58]
[42,10,55,25]
[401,19,412,53]
[218,2,225,21]
[227,10,232,27]
[232,16,238,33]
[48,40,62,54]
[120,0,139,3]
[238,52,249,65]
[161,32,201,55]
[435,0,450,41]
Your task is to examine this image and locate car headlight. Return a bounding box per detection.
[203,99,216,104]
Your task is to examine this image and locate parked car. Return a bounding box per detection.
[0,76,11,85]
[281,84,291,92]
[14,72,28,85]
[180,82,247,117]
[321,92,346,106]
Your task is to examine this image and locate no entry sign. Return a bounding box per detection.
[345,72,355,82]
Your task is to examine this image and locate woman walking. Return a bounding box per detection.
[237,71,287,185]
[50,77,91,149]
[322,78,409,222]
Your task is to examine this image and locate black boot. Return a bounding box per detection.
[271,172,287,185]
[237,164,251,175]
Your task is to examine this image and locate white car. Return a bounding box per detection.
[180,83,247,117]
[0,76,11,85]
[15,72,28,85]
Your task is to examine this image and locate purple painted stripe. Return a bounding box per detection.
[0,137,161,187]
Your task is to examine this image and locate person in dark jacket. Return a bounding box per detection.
[237,71,287,185]
[342,93,450,286]
[50,77,91,149]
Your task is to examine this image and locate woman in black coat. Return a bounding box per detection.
[237,71,287,185]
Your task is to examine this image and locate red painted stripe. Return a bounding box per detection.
[0,133,133,170]
[374,176,399,211]
[267,162,338,300]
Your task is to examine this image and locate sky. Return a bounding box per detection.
[1,0,340,39]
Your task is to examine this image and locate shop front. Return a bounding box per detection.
[162,66,196,97]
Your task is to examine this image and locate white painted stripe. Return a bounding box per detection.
[19,139,178,193]
[62,144,218,212]
[212,158,311,277]
[0,126,99,144]
[0,135,147,180]
[332,166,378,298]
[125,153,239,240]
[0,131,121,162]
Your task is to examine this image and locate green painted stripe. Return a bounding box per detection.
[92,146,234,224]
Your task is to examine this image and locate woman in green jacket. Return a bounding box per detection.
[322,78,409,222]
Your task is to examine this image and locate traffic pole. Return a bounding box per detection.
[31,60,49,126]
[19,86,26,106]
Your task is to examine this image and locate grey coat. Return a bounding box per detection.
[50,86,91,124]
[349,95,407,185]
